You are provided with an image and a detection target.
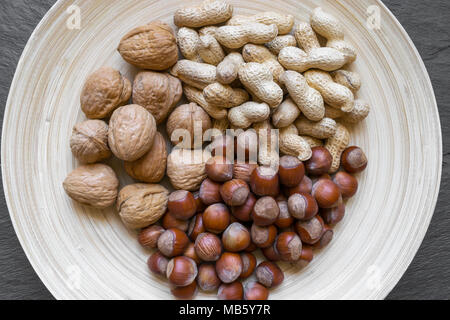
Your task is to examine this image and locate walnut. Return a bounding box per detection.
[80,67,131,119]
[70,120,111,163]
[108,104,157,161]
[132,71,182,124]
[124,132,167,183]
[166,103,212,148]
[167,148,209,191]
[116,183,169,229]
[63,164,119,208]
[118,21,178,70]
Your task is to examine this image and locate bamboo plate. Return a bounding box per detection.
[2,0,441,300]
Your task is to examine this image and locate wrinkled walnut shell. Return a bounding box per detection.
[132,71,182,124]
[70,120,111,164]
[124,132,167,183]
[167,148,208,191]
[108,104,157,161]
[118,21,178,70]
[117,183,169,229]
[63,163,119,208]
[80,67,131,119]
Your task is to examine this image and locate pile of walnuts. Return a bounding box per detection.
[63,0,369,300]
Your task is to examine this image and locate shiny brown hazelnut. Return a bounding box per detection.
[341,146,368,173]
[199,178,222,205]
[203,203,231,234]
[210,135,236,160]
[161,211,189,232]
[166,256,198,286]
[275,199,294,228]
[222,222,251,252]
[231,192,256,222]
[138,225,165,249]
[305,147,333,176]
[287,193,318,220]
[240,252,257,279]
[147,251,169,276]
[236,129,258,162]
[251,224,277,248]
[295,215,325,245]
[187,213,205,242]
[194,232,222,262]
[255,261,284,288]
[300,245,314,262]
[250,166,280,197]
[233,162,258,183]
[205,156,233,182]
[285,175,313,196]
[171,281,198,300]
[193,191,206,213]
[313,225,334,249]
[216,252,243,283]
[244,282,269,300]
[320,199,345,225]
[197,263,221,292]
[279,156,305,187]
[157,228,189,257]
[333,171,358,198]
[262,243,281,261]
[312,179,341,208]
[218,282,243,300]
[183,242,201,264]
[244,241,258,253]
[275,231,302,261]
[220,179,250,206]
[251,196,280,226]
[168,190,197,220]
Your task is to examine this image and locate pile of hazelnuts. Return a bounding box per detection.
[138,144,368,300]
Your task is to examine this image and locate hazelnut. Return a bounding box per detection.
[231,192,256,222]
[275,199,294,228]
[147,251,169,276]
[314,225,334,249]
[250,166,280,197]
[63,163,119,209]
[162,211,189,232]
[171,281,198,300]
[124,132,167,183]
[157,228,189,257]
[251,196,280,226]
[118,21,178,70]
[216,252,243,283]
[218,282,243,300]
[220,179,250,206]
[285,175,313,196]
[166,256,198,287]
[168,190,197,220]
[233,162,258,183]
[333,171,358,198]
[80,67,131,119]
[132,71,182,124]
[255,261,284,288]
[187,213,205,242]
[236,129,258,162]
[295,216,325,245]
[244,241,258,253]
[70,120,111,163]
[194,232,222,262]
[166,103,211,148]
[262,244,281,262]
[138,225,165,249]
[117,183,169,229]
[251,224,277,248]
[197,263,221,292]
[183,242,201,264]
[312,179,341,208]
[193,192,206,213]
[203,203,231,234]
[199,178,222,205]
[222,223,251,252]
[108,104,157,161]
[240,252,257,279]
[275,232,302,261]
[300,245,314,262]
[305,147,333,176]
[287,193,318,220]
[205,156,233,182]
[279,156,305,187]
[167,148,208,191]
[341,146,368,173]
[244,282,269,300]
[320,199,345,225]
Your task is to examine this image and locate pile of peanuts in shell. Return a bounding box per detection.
[63,0,369,300]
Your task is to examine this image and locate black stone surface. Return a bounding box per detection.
[0,0,448,300]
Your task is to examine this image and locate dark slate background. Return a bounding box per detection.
[0,0,448,300]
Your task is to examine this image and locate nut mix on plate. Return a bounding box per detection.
[63,0,370,300]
